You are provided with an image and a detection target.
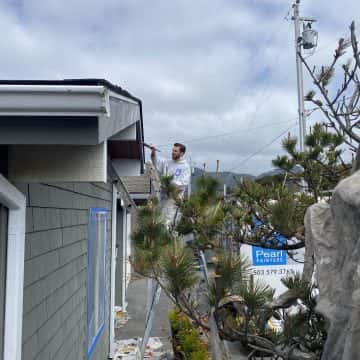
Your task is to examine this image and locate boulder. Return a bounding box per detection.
[304,170,360,359]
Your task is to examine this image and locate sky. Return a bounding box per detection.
[1,0,358,175]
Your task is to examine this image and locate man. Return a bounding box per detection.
[149,142,191,228]
[150,142,191,198]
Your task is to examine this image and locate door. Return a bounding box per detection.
[0,205,8,360]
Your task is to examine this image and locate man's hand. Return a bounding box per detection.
[149,143,157,157]
[142,142,159,156]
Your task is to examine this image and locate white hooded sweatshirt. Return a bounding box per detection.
[152,155,191,196]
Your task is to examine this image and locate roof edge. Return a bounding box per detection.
[0,78,141,103]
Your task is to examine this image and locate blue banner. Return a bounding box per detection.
[252,246,287,266]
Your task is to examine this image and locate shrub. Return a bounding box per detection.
[169,309,210,360]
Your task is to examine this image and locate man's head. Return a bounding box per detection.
[172,143,186,161]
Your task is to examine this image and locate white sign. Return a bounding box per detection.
[241,244,304,296]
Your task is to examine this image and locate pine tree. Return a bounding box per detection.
[131,21,360,360]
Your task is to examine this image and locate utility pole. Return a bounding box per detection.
[292,0,317,152]
[293,0,306,152]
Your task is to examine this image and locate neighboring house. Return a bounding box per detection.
[0,79,144,360]
[121,163,152,206]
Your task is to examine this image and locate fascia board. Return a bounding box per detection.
[107,89,139,106]
[98,101,141,143]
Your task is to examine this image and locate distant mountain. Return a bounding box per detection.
[256,165,303,180]
[255,168,284,179]
[190,165,303,193]
[191,167,254,191]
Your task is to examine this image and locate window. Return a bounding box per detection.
[87,208,109,358]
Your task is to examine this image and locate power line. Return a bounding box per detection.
[226,122,298,174]
[156,118,298,148]
[155,11,295,152]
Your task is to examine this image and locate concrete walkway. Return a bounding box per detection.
[115,277,251,359]
[115,278,174,354]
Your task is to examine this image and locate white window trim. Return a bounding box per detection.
[125,212,132,288]
[0,174,26,360]
[87,208,108,358]
[121,208,128,311]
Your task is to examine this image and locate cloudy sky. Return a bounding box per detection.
[1,0,358,174]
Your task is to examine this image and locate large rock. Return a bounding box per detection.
[304,170,360,359]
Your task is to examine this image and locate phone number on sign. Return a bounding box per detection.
[252,268,297,276]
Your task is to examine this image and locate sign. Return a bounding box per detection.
[240,217,304,296]
[252,246,287,266]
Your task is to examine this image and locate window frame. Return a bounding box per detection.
[87,207,109,358]
[0,205,8,360]
[0,175,26,360]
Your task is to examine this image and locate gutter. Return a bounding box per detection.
[0,85,138,117]
[0,84,106,94]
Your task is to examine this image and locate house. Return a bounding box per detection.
[0,79,144,360]
[121,163,153,206]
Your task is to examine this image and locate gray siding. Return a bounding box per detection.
[18,181,113,360]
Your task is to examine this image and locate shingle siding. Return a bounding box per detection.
[19,181,113,360]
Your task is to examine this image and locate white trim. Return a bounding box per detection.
[0,85,105,93]
[108,90,139,106]
[109,184,118,358]
[0,175,26,360]
[103,89,111,118]
[0,111,105,117]
[121,209,128,310]
[103,141,108,184]
[126,212,132,288]
[0,85,107,117]
[0,84,138,105]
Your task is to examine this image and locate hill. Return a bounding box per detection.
[191,167,254,192]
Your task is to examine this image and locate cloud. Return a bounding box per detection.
[0,0,357,174]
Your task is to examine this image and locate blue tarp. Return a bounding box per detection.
[251,217,287,266]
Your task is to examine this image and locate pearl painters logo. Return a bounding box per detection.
[252,246,287,266]
[174,168,182,177]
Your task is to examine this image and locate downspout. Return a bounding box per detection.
[137,100,145,174]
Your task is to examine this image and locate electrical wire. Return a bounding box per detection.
[149,5,312,174]
[156,118,298,148]
[226,122,298,174]
[156,9,295,151]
